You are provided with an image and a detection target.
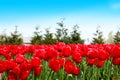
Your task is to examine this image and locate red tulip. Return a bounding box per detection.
[87,48,98,59]
[34,49,46,59]
[31,57,41,68]
[12,66,21,75]
[112,58,120,65]
[86,58,98,66]
[98,50,109,60]
[73,66,80,75]
[96,60,105,68]
[45,47,57,60]
[20,60,31,71]
[64,59,80,75]
[111,46,120,58]
[0,60,6,73]
[64,60,74,74]
[56,42,65,51]
[72,51,82,63]
[62,46,71,57]
[15,54,25,63]
[79,45,88,57]
[5,59,17,70]
[34,66,42,76]
[19,70,30,80]
[8,72,16,80]
[59,57,65,67]
[49,58,62,72]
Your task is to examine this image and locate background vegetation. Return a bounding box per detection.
[0,21,119,45]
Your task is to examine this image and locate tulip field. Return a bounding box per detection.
[0,42,120,80]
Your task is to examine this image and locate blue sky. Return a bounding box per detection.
[0,0,120,43]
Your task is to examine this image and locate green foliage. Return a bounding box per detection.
[113,30,120,44]
[70,25,84,44]
[55,21,70,44]
[91,27,104,44]
[106,31,114,44]
[0,35,8,45]
[7,26,23,45]
[43,28,56,44]
[31,27,43,44]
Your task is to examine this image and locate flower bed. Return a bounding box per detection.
[0,42,120,80]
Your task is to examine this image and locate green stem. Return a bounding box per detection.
[87,66,91,80]
[32,71,35,80]
[91,66,95,80]
[43,61,48,80]
[3,72,7,80]
[75,75,77,80]
[66,74,68,80]
[47,70,52,80]
[116,65,118,79]
[61,68,64,80]
[108,60,111,80]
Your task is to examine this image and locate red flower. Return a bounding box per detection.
[45,47,57,60]
[59,57,65,67]
[79,45,88,57]
[56,42,65,52]
[2,53,11,60]
[111,46,120,58]
[64,59,80,75]
[0,60,6,73]
[15,54,25,63]
[112,58,120,65]
[31,57,41,68]
[86,58,98,66]
[98,50,109,60]
[12,66,21,75]
[5,59,17,70]
[73,66,80,75]
[72,51,82,63]
[96,60,105,68]
[62,46,71,57]
[64,60,74,74]
[49,58,63,72]
[34,66,42,76]
[20,60,31,71]
[19,70,30,80]
[34,49,46,59]
[8,72,16,80]
[87,48,98,59]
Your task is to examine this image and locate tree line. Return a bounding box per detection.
[0,21,120,45]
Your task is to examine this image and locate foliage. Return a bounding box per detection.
[43,28,56,44]
[91,27,104,44]
[113,30,120,44]
[31,27,43,44]
[7,26,23,45]
[55,21,70,44]
[106,31,114,44]
[0,35,8,45]
[70,25,84,44]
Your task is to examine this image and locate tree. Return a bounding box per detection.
[31,27,43,44]
[55,21,70,44]
[70,25,84,44]
[91,26,104,44]
[43,28,56,44]
[0,29,8,45]
[113,30,120,44]
[0,35,8,45]
[106,31,114,44]
[8,26,23,45]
